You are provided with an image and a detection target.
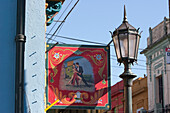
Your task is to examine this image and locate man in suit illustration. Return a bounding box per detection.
[76,62,90,87]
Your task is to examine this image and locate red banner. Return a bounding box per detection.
[46,44,111,110]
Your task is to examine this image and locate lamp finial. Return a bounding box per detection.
[123,5,128,22]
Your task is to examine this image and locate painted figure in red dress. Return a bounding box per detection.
[66,64,82,86]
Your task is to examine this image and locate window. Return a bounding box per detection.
[155,75,164,112]
[158,76,163,104]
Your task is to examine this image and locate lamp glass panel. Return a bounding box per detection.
[129,34,136,59]
[113,35,121,59]
[135,35,140,59]
[119,33,128,58]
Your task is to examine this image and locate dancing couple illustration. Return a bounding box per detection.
[66,62,90,87]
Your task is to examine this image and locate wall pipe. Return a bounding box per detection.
[15,0,26,112]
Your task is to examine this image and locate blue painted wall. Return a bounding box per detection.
[0,0,45,112]
[0,1,17,113]
[24,0,46,113]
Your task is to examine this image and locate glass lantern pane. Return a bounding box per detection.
[119,33,128,58]
[135,35,140,60]
[129,34,136,59]
[113,35,121,59]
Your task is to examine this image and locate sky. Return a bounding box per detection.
[46,0,169,85]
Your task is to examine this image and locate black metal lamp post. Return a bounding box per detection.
[110,5,141,113]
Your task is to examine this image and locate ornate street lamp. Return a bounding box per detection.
[110,5,141,113]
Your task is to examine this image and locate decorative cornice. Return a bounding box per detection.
[46,1,63,26]
[140,34,170,54]
[132,87,147,97]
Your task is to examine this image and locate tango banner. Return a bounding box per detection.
[46,44,111,110]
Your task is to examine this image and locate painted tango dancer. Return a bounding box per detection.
[66,64,82,86]
[76,62,90,87]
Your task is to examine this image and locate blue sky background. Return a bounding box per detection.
[46,0,169,85]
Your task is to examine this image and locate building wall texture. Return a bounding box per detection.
[0,1,17,113]
[132,77,148,112]
[24,0,46,113]
[141,17,170,112]
[147,17,170,46]
[111,80,124,113]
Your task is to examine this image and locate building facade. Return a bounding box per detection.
[24,0,46,113]
[111,80,124,113]
[141,17,170,112]
[132,76,148,113]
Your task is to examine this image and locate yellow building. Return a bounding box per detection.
[132,76,148,113]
